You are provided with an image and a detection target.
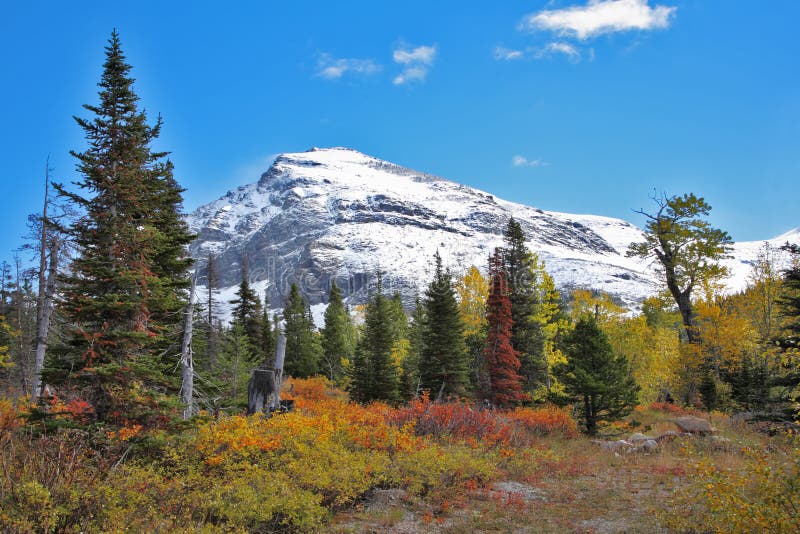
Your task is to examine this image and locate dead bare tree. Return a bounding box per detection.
[180,274,197,419]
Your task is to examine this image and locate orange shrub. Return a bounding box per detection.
[649,402,701,416]
[389,394,577,446]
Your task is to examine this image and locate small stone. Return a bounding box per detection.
[675,416,716,435]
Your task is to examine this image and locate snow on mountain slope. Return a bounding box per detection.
[186,147,798,323]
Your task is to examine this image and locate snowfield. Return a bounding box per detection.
[186,147,799,325]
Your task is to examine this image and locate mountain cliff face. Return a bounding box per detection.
[186,147,799,321]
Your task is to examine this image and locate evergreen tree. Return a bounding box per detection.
[780,244,800,349]
[217,322,258,410]
[321,282,355,381]
[401,296,425,400]
[503,218,547,395]
[349,275,400,403]
[230,258,264,357]
[47,31,193,425]
[556,317,639,435]
[419,252,468,399]
[484,249,525,407]
[283,283,319,378]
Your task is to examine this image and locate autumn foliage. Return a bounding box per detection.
[484,249,525,407]
[0,377,578,531]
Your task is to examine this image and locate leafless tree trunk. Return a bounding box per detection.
[180,274,197,419]
[32,162,56,401]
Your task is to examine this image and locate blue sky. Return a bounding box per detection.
[1,0,798,259]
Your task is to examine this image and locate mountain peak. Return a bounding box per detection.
[187,148,800,323]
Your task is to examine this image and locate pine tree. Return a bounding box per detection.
[401,296,425,400]
[484,249,525,407]
[218,322,258,410]
[349,275,400,403]
[780,244,800,349]
[48,31,193,425]
[321,282,354,382]
[283,283,319,378]
[419,252,468,400]
[627,193,732,344]
[230,258,264,358]
[503,218,547,395]
[555,317,639,435]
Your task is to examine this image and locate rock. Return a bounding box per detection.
[490,481,546,502]
[639,439,658,453]
[655,431,687,442]
[709,436,733,451]
[674,416,716,435]
[593,439,630,452]
[627,432,654,443]
[362,488,408,511]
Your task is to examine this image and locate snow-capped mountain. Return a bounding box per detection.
[186,147,799,322]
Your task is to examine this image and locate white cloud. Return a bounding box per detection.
[494,46,525,61]
[316,53,381,80]
[535,41,583,62]
[392,44,437,85]
[393,45,437,65]
[521,0,676,40]
[512,155,548,168]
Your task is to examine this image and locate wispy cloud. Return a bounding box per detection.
[392,44,437,85]
[535,41,585,62]
[494,46,525,61]
[316,53,381,80]
[512,155,548,168]
[520,0,676,40]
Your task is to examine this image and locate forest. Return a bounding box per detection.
[1,31,799,532]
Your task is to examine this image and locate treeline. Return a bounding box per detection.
[0,31,799,438]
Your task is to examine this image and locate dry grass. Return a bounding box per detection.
[331,406,782,534]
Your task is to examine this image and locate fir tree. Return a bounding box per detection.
[218,322,258,410]
[484,249,525,407]
[780,244,800,349]
[283,283,319,378]
[419,252,468,400]
[401,296,425,400]
[48,31,193,425]
[321,282,354,382]
[349,275,400,403]
[230,257,264,358]
[555,317,639,435]
[503,218,547,395]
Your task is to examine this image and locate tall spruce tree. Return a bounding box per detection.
[48,31,193,425]
[283,283,320,377]
[349,275,400,403]
[503,218,547,395]
[485,249,525,407]
[321,282,354,382]
[230,258,264,358]
[556,317,639,435]
[780,244,800,349]
[401,296,425,400]
[419,252,468,400]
